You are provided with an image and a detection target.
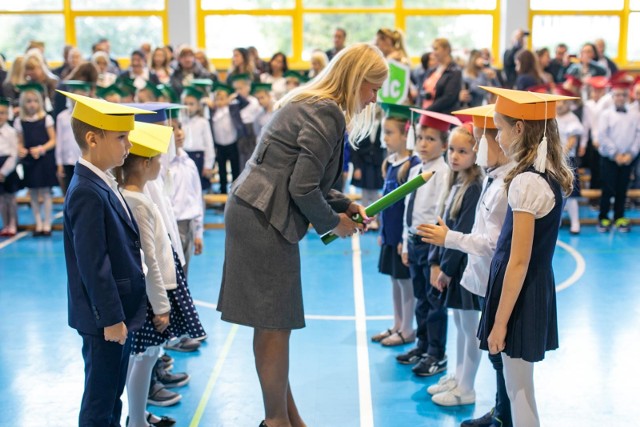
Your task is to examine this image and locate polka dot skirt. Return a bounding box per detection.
[131,249,207,355]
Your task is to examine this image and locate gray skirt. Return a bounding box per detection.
[217,194,305,329]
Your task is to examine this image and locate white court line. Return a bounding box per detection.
[351,233,374,427]
[555,240,586,292]
[0,231,29,250]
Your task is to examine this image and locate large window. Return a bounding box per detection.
[198,0,501,69]
[529,0,638,66]
[0,0,167,63]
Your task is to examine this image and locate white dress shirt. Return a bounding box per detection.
[240,95,262,124]
[402,155,450,253]
[0,123,18,177]
[598,105,640,159]
[169,148,204,239]
[183,114,215,169]
[212,107,237,146]
[55,109,82,166]
[556,111,584,158]
[78,157,130,219]
[253,109,273,140]
[444,162,514,297]
[122,189,176,316]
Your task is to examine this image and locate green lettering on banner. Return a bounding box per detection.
[378,59,410,104]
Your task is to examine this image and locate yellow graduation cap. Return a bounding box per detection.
[479,86,578,121]
[56,90,154,132]
[453,104,497,168]
[128,121,173,158]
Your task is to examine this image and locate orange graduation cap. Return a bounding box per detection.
[410,108,462,132]
[452,104,496,167]
[587,76,608,89]
[480,86,578,172]
[526,83,551,94]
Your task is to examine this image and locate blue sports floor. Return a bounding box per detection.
[1,203,640,427]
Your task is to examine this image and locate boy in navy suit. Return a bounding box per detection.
[59,90,155,427]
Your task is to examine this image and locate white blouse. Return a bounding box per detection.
[556,112,583,157]
[508,172,556,219]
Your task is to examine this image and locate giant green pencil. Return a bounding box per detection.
[321,170,435,245]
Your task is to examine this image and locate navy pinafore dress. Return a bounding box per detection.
[477,170,562,363]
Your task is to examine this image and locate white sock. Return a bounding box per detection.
[566,198,580,232]
[457,310,482,394]
[453,310,464,380]
[126,347,161,427]
[398,278,415,336]
[29,188,43,231]
[502,354,540,427]
[42,188,52,231]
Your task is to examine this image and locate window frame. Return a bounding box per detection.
[197,0,502,70]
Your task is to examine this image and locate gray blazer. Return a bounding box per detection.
[232,98,352,244]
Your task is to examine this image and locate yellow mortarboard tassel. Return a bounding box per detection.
[406,109,416,151]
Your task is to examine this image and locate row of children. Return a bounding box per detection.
[369,85,578,427]
[53,90,213,426]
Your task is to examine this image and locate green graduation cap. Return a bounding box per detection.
[64,80,92,93]
[0,97,11,107]
[284,70,308,83]
[229,73,252,83]
[17,82,45,94]
[139,81,163,98]
[212,82,234,95]
[379,102,416,122]
[182,86,206,100]
[157,84,178,103]
[251,83,272,95]
[96,84,125,99]
[117,80,137,97]
[190,78,214,90]
[166,105,186,120]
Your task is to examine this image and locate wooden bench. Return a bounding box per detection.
[580,189,640,200]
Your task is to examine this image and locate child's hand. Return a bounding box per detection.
[430,265,441,288]
[0,174,5,183]
[401,252,409,267]
[487,323,507,355]
[29,146,41,159]
[435,271,451,292]
[352,168,362,181]
[153,313,170,333]
[56,165,65,179]
[203,168,213,178]
[18,147,28,158]
[104,321,128,345]
[417,217,449,247]
[194,238,203,255]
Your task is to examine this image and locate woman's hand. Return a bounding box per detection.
[487,323,507,355]
[332,212,365,238]
[417,217,449,247]
[345,202,371,224]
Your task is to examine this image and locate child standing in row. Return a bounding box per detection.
[252,83,274,140]
[182,86,215,193]
[477,87,576,426]
[0,97,20,237]
[168,109,205,278]
[230,74,262,169]
[15,83,56,236]
[371,103,420,347]
[397,110,455,378]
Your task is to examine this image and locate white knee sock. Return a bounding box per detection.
[457,310,482,393]
[361,189,379,208]
[7,194,17,231]
[42,188,52,231]
[453,310,464,380]
[126,347,161,427]
[397,278,415,336]
[566,198,580,233]
[391,278,402,332]
[29,188,42,230]
[502,354,540,427]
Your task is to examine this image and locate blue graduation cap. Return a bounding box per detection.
[122,102,185,124]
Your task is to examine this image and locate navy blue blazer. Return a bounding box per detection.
[64,162,147,336]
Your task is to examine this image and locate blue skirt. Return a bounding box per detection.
[131,249,207,355]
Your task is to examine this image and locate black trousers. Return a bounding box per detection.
[407,237,447,359]
[79,333,131,427]
[215,142,240,194]
[599,157,632,221]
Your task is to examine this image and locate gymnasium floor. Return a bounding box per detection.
[1,203,640,427]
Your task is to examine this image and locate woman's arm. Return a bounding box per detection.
[487,210,535,354]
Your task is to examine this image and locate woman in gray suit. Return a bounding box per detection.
[217,43,389,427]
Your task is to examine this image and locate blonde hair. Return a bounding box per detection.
[275,43,388,146]
[18,89,46,121]
[377,28,410,64]
[5,56,24,86]
[443,126,484,220]
[20,49,56,84]
[497,113,573,196]
[309,50,329,77]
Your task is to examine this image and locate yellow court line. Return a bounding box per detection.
[189,324,240,427]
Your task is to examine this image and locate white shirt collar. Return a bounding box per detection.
[78,157,120,193]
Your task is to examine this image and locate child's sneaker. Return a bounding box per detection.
[427,374,457,395]
[412,354,447,377]
[597,218,611,233]
[615,218,631,233]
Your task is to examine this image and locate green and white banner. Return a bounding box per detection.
[377,59,410,105]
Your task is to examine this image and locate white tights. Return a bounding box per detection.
[360,189,379,208]
[452,309,482,393]
[391,277,415,336]
[502,354,540,427]
[0,193,17,231]
[565,198,580,233]
[29,187,52,231]
[126,346,162,427]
